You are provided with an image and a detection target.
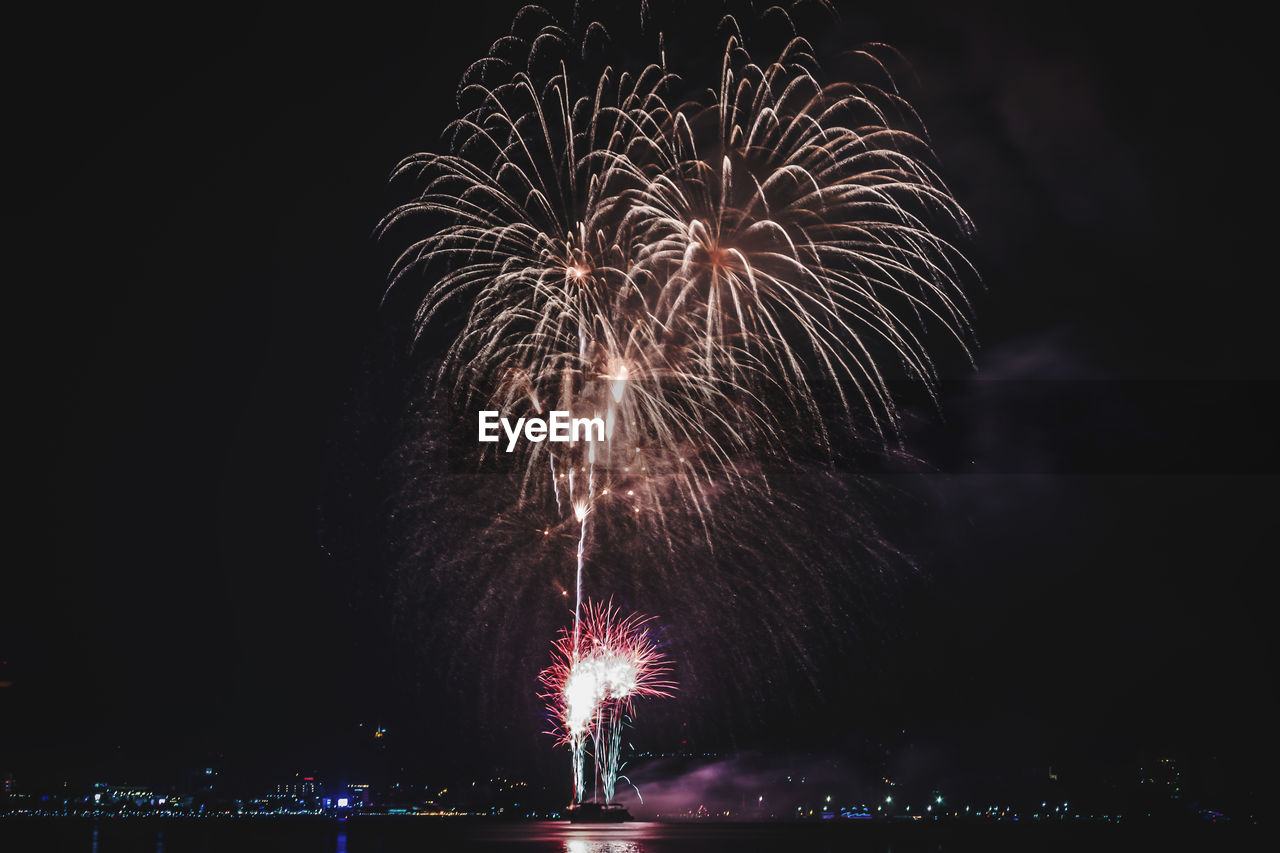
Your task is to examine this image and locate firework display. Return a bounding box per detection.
[382,1,974,805]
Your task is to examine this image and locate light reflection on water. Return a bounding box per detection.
[565,839,645,853]
[474,821,662,850]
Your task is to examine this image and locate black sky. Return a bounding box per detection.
[5,0,1274,801]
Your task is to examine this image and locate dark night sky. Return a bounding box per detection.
[4,0,1274,801]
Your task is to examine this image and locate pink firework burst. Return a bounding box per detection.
[540,600,675,802]
[540,600,676,745]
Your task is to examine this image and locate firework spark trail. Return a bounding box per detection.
[382,1,976,804]
[378,6,974,531]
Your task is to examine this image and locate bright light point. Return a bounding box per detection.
[627,490,634,496]
[607,363,630,403]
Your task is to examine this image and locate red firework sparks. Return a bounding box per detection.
[539,600,676,746]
